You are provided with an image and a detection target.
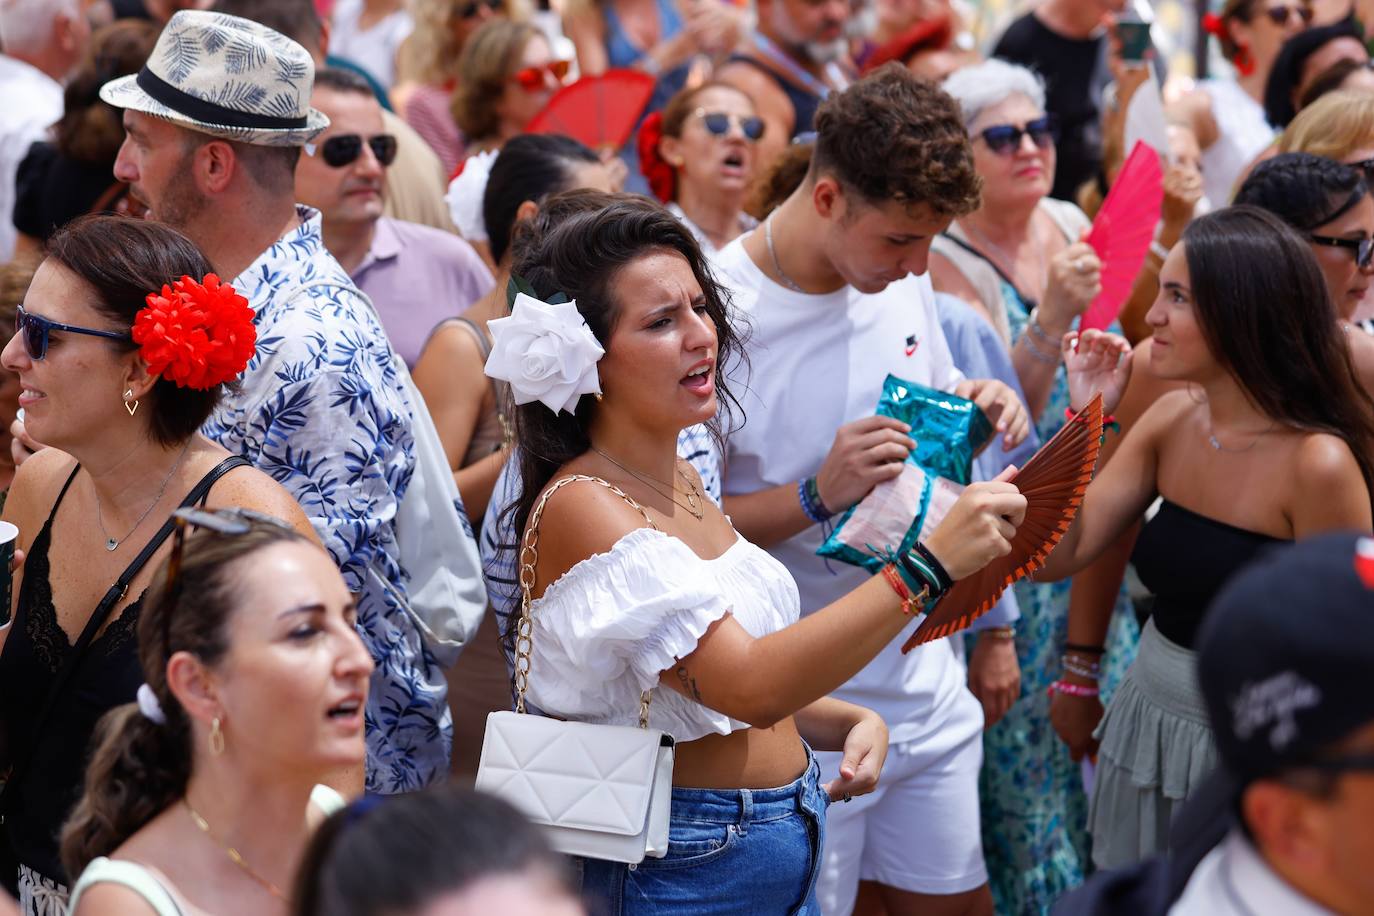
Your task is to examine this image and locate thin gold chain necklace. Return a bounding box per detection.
[592,447,705,520]
[184,800,289,903]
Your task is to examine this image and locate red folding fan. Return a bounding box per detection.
[902,395,1104,650]
[525,69,657,152]
[1080,142,1163,332]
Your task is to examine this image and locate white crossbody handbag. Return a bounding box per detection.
[475,475,675,864]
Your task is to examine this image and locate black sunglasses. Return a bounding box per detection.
[311,133,399,168]
[16,303,131,361]
[455,0,501,19]
[159,507,297,657]
[695,109,766,142]
[1261,3,1315,26]
[977,115,1060,156]
[1309,233,1374,268]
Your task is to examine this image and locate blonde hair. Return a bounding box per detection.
[451,19,541,142]
[1279,90,1374,160]
[396,0,530,87]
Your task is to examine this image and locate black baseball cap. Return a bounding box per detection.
[1196,532,1374,786]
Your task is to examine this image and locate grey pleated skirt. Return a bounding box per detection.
[1087,618,1218,869]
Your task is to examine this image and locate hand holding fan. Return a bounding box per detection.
[1080,142,1163,332]
[901,395,1104,651]
[525,70,657,152]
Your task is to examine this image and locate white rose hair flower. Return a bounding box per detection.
[445,149,498,243]
[485,289,605,415]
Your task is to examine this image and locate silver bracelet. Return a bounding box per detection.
[1020,328,1061,364]
[1027,306,1058,343]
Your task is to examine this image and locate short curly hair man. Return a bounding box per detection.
[812,62,982,219]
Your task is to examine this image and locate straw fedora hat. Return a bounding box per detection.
[100,10,328,147]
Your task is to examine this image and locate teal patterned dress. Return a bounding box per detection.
[967,282,1141,915]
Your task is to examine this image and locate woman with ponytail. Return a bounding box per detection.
[637,82,762,254]
[61,512,371,915]
[1170,0,1313,209]
[0,215,313,914]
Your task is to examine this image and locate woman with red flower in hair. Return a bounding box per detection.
[637,82,762,254]
[0,215,317,911]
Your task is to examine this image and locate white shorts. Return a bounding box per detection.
[814,702,987,912]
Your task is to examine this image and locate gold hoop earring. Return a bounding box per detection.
[209,717,225,756]
[123,389,139,417]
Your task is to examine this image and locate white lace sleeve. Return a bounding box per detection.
[524,528,733,719]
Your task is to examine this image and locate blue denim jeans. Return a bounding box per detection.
[580,748,830,914]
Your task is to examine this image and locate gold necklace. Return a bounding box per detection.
[184,800,289,903]
[592,447,705,520]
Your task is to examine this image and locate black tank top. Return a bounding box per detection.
[725,54,823,139]
[0,457,243,884]
[1132,499,1287,650]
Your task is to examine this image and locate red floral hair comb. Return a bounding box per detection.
[132,274,257,390]
[637,111,677,204]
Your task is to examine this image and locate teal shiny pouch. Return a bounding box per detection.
[817,375,993,571]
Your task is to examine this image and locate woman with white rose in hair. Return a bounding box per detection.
[482,195,1028,912]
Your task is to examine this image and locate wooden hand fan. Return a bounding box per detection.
[901,395,1104,651]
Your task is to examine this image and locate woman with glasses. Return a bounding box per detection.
[61,509,372,915]
[637,82,763,254]
[1039,205,1374,868]
[929,58,1141,914]
[452,20,568,160]
[393,0,508,176]
[1236,153,1374,393]
[1170,0,1313,209]
[0,216,314,914]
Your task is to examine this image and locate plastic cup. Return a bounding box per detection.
[0,521,17,626]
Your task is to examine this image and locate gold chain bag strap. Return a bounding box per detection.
[475,475,675,863]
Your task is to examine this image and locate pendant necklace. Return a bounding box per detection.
[765,214,807,293]
[95,442,191,551]
[185,800,289,902]
[592,447,705,520]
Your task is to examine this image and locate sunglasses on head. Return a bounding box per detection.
[693,109,765,142]
[456,0,501,19]
[510,59,570,91]
[1309,232,1374,268]
[307,133,398,168]
[159,507,298,657]
[1261,3,1314,26]
[16,304,131,361]
[976,115,1059,156]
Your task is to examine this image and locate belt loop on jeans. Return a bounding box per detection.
[737,788,754,836]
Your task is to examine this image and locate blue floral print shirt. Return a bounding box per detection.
[204,207,449,793]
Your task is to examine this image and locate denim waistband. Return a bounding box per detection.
[667,748,825,825]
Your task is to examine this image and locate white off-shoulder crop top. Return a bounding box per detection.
[524,525,800,742]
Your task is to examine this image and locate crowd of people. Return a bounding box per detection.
[0,0,1372,914]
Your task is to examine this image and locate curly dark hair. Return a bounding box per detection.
[811,62,981,217]
[1235,152,1367,232]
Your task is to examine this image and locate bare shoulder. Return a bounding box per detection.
[414,320,486,382]
[201,461,316,540]
[70,879,162,916]
[528,472,657,593]
[1136,388,1196,432]
[5,447,79,537]
[1294,431,1363,486]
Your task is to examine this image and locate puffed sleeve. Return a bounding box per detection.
[523,528,733,717]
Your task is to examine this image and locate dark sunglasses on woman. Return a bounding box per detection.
[456,0,501,19]
[511,59,570,92]
[15,303,131,361]
[1309,233,1374,269]
[308,133,399,168]
[976,115,1059,156]
[694,109,765,142]
[1262,3,1314,26]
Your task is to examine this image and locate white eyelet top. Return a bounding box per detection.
[524,526,801,742]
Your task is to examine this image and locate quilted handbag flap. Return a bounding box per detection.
[477,711,672,836]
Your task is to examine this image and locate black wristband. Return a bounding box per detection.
[911,541,953,591]
[1064,642,1105,655]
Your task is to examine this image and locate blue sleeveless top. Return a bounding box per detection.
[604,0,682,69]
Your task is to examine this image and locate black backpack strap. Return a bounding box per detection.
[0,455,250,821]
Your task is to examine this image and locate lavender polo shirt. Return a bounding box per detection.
[352,216,495,367]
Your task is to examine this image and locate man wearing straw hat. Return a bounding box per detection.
[69,10,484,794]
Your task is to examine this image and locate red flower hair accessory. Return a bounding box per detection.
[637,111,677,204]
[1201,12,1226,37]
[132,274,257,390]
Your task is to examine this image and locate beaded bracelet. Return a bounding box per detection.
[1048,679,1100,698]
[1061,656,1102,680]
[798,476,833,524]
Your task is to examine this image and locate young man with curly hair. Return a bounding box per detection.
[716,63,1031,916]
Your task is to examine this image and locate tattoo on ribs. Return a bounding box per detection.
[676,665,704,702]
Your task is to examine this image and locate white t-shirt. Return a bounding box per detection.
[1170,830,1335,916]
[0,55,62,261]
[714,237,980,746]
